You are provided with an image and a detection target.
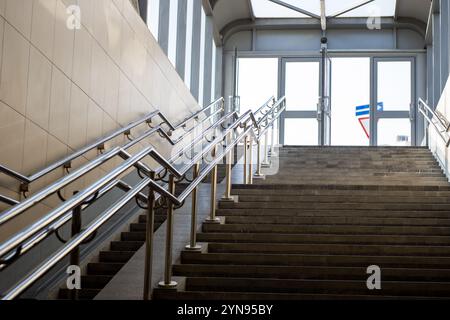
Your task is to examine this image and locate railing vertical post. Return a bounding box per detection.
[186,163,201,251]
[248,136,254,184]
[254,137,263,178]
[243,131,248,184]
[143,172,156,300]
[158,174,177,289]
[69,192,82,301]
[270,119,275,157]
[263,129,270,167]
[222,132,234,201]
[206,145,221,223]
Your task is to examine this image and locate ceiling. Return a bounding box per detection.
[209,0,432,33]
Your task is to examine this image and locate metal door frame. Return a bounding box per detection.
[371,57,416,146]
[280,57,323,145]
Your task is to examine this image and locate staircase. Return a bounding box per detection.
[154,146,450,300]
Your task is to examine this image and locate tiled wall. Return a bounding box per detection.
[0,0,200,239]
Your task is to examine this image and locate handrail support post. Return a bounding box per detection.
[205,145,221,224]
[243,133,249,184]
[186,163,202,250]
[222,132,235,202]
[143,172,156,300]
[262,129,270,168]
[248,136,254,184]
[158,174,178,289]
[69,192,82,301]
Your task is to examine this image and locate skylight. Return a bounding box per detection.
[250,0,397,19]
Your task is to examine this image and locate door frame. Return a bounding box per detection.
[371,56,416,146]
[279,57,323,145]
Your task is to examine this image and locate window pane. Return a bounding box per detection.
[238,58,278,113]
[334,0,397,17]
[377,61,411,111]
[184,0,194,89]
[167,0,178,66]
[250,0,396,18]
[285,61,319,111]
[147,0,160,40]
[331,58,370,146]
[377,119,411,146]
[250,0,310,18]
[198,9,206,106]
[285,118,318,145]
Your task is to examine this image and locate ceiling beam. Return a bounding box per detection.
[266,0,321,19]
[248,0,256,20]
[329,0,375,18]
[221,16,426,43]
[320,0,326,31]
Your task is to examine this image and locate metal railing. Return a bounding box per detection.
[0,95,284,300]
[418,98,450,147]
[0,98,224,200]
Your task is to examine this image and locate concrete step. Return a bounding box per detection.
[202,223,450,236]
[219,201,450,211]
[196,232,450,246]
[232,184,450,191]
[207,243,450,256]
[99,251,135,263]
[59,288,100,300]
[217,208,450,218]
[138,214,166,224]
[257,180,450,187]
[184,277,450,297]
[231,188,450,197]
[181,251,450,269]
[153,290,441,300]
[110,241,143,252]
[130,223,147,232]
[121,231,145,242]
[260,178,448,184]
[87,262,125,275]
[80,275,113,289]
[173,264,450,282]
[266,168,443,174]
[224,216,450,226]
[235,195,450,204]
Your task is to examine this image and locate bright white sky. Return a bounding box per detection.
[250,0,397,18]
[238,57,412,146]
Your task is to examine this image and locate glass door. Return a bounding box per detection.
[373,58,415,146]
[280,58,321,145]
[321,53,332,145]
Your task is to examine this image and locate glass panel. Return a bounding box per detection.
[250,0,310,18]
[285,118,319,145]
[331,58,370,146]
[377,119,411,146]
[250,0,396,18]
[198,9,206,106]
[377,61,411,111]
[238,58,278,113]
[331,0,397,17]
[147,0,160,40]
[184,0,194,89]
[285,61,319,111]
[167,0,178,66]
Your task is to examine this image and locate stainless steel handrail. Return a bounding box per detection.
[0,98,224,190]
[0,96,285,300]
[0,110,242,266]
[0,195,19,206]
[418,98,450,147]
